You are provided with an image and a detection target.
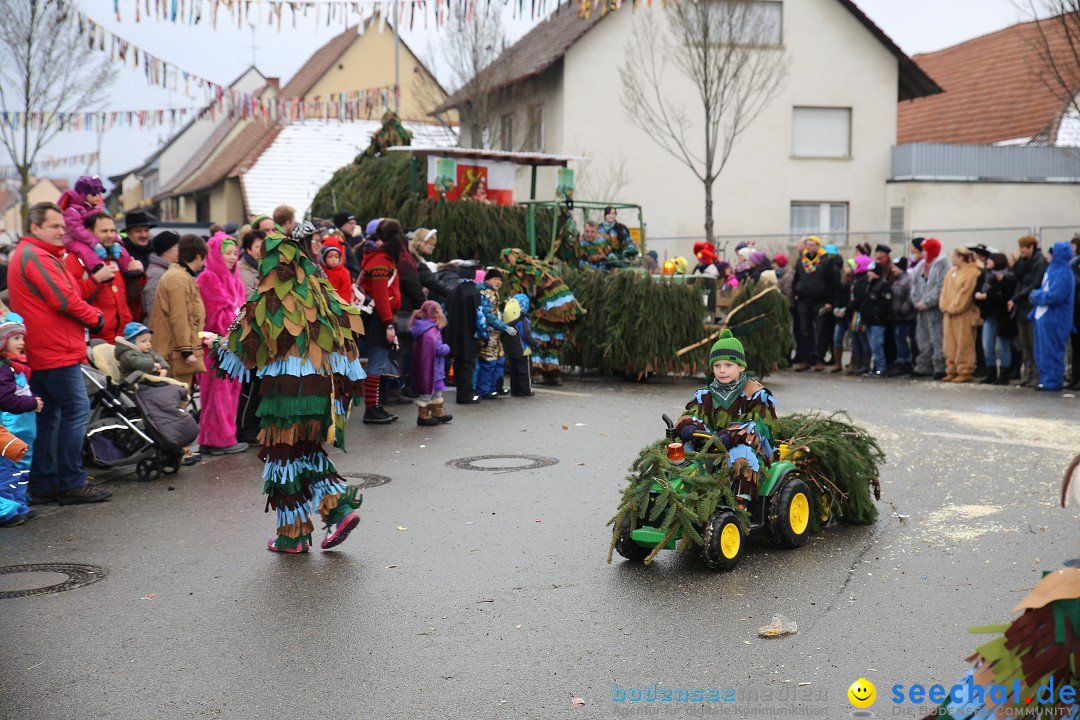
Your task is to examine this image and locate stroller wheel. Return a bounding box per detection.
[135,458,161,482]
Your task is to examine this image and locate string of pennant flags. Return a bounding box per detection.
[0,152,99,177]
[102,0,649,29]
[0,86,400,134]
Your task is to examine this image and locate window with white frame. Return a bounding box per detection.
[790,202,848,239]
[792,107,852,158]
[527,105,544,152]
[500,113,514,152]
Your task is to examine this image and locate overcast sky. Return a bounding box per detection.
[1,0,1043,186]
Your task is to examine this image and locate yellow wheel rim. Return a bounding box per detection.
[789,492,809,535]
[720,522,741,559]
[820,492,832,524]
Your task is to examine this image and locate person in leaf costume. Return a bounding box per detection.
[500,248,585,386]
[215,220,367,553]
[675,330,778,499]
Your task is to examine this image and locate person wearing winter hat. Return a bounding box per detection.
[844,255,876,375]
[0,312,41,476]
[503,293,538,397]
[644,250,660,273]
[912,237,950,379]
[793,235,842,370]
[692,241,721,277]
[674,329,778,491]
[142,230,180,318]
[251,214,275,234]
[113,322,170,379]
[1030,241,1076,391]
[476,267,513,399]
[409,300,453,426]
[320,237,353,302]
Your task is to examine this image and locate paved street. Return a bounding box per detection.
[2,372,1078,719]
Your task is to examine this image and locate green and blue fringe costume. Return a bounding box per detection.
[215,229,367,550]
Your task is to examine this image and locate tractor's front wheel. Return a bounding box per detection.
[770,477,812,548]
[614,519,651,562]
[701,511,744,571]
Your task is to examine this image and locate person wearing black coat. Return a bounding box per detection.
[1009,236,1048,385]
[861,263,892,377]
[1070,237,1080,389]
[975,252,1017,384]
[793,238,842,370]
[444,274,482,404]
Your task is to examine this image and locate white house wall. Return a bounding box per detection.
[554,0,898,261]
[887,180,1080,249]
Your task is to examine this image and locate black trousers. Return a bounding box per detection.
[453,356,477,403]
[796,299,829,364]
[508,356,532,395]
[235,376,261,443]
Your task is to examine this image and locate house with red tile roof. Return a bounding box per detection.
[888,15,1080,247]
[152,22,451,225]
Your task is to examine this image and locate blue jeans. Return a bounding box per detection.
[868,326,887,372]
[982,317,1012,370]
[476,358,504,395]
[832,322,846,347]
[29,364,91,494]
[893,322,913,364]
[852,329,870,368]
[365,343,392,376]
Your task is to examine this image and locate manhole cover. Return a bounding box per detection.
[447,454,559,472]
[0,563,106,599]
[341,473,392,489]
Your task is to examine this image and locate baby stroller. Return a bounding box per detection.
[83,343,199,481]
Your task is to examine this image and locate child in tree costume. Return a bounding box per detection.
[500,248,585,386]
[215,221,366,553]
[675,330,778,497]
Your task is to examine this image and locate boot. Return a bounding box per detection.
[430,401,453,424]
[1020,361,1035,387]
[830,346,844,373]
[416,405,439,427]
[979,368,998,385]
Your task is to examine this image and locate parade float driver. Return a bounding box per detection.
[675,330,779,497]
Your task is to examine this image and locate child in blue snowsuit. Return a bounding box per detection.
[0,314,40,470]
[0,427,30,527]
[1030,242,1076,391]
[503,293,538,397]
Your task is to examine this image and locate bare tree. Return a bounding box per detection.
[569,146,630,203]
[620,1,789,245]
[1024,2,1080,141]
[0,0,114,231]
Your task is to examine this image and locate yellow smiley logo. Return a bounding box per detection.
[848,678,876,708]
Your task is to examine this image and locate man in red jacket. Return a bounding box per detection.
[64,212,131,342]
[7,202,111,505]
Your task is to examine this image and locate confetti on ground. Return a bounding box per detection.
[572,697,586,707]
[140,593,156,600]
[397,526,408,531]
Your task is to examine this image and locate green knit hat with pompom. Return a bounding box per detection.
[709,329,746,367]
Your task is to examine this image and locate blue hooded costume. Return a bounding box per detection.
[1030,241,1076,390]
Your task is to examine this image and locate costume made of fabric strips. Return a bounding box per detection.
[675,376,778,494]
[215,229,367,551]
[500,249,585,380]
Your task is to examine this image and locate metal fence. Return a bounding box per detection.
[910,227,1035,256]
[1038,225,1080,245]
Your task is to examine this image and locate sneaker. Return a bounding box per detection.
[56,484,112,505]
[204,443,249,455]
[321,510,361,550]
[267,538,309,554]
[363,406,396,424]
[457,395,482,405]
[862,370,884,379]
[1,514,27,527]
[482,392,500,400]
[496,387,510,397]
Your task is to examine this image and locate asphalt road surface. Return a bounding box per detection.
[2,371,1078,719]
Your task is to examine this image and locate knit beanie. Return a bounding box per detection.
[75,175,105,197]
[152,231,180,255]
[365,218,383,237]
[854,255,874,275]
[922,237,942,263]
[320,243,342,264]
[709,329,746,368]
[333,211,356,229]
[910,237,925,252]
[123,322,152,342]
[0,313,27,348]
[772,253,788,268]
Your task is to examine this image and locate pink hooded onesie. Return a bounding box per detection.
[58,177,133,273]
[196,232,246,448]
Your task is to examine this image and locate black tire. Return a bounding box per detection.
[135,458,160,482]
[700,510,744,571]
[614,518,651,562]
[769,476,812,548]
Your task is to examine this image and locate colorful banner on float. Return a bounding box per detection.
[426,156,514,206]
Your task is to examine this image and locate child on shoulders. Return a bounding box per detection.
[58,175,141,276]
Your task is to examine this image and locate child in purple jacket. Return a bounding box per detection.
[58,175,142,276]
[410,300,453,427]
[0,314,41,472]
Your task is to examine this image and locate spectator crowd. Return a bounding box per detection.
[0,178,548,528]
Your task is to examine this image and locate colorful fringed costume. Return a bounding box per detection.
[500,249,585,384]
[215,223,367,552]
[923,566,1080,720]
